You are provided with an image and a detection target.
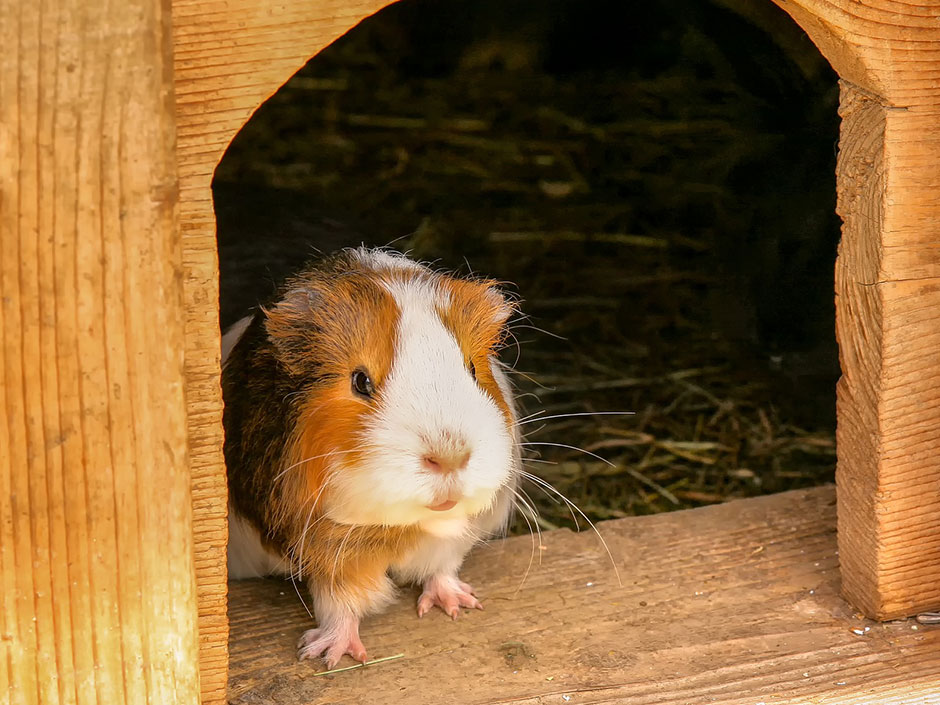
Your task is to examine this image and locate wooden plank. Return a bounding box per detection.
[0,0,201,703]
[227,487,940,705]
[170,2,398,701]
[769,0,940,619]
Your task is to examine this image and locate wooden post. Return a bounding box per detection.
[0,0,201,703]
[171,1,394,701]
[772,0,940,619]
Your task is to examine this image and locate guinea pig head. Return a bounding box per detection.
[265,259,518,538]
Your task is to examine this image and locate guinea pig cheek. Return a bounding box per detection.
[287,390,375,525]
[319,412,430,527]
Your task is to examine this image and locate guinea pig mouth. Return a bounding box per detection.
[426,499,458,512]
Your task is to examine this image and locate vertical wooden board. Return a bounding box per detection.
[832,86,885,614]
[836,57,940,622]
[170,1,397,701]
[0,0,201,703]
[881,111,940,280]
[771,0,940,619]
[873,277,940,615]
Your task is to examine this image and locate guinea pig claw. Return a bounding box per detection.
[297,624,367,668]
[417,574,483,619]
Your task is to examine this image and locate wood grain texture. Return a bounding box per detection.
[0,0,200,703]
[228,487,940,705]
[170,1,396,702]
[770,0,940,618]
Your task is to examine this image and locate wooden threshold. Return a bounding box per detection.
[227,487,940,704]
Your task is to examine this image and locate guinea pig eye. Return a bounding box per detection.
[351,368,375,398]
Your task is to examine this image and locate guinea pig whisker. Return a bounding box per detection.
[506,323,567,341]
[284,469,337,623]
[513,391,544,405]
[286,541,315,620]
[512,487,543,558]
[522,423,548,437]
[273,449,356,483]
[514,411,637,428]
[298,471,334,513]
[294,479,333,571]
[519,441,615,467]
[516,408,549,423]
[519,470,622,587]
[381,232,414,249]
[283,389,309,403]
[516,485,543,533]
[504,328,523,368]
[521,462,569,517]
[509,493,538,596]
[460,524,486,545]
[329,525,357,591]
[502,368,553,391]
[289,575,315,621]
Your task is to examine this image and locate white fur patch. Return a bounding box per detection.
[351,247,423,273]
[324,273,517,534]
[221,315,253,367]
[227,504,291,579]
[310,571,397,619]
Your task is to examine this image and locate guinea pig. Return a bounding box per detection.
[221,247,521,667]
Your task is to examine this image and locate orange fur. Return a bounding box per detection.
[438,277,516,424]
[282,387,422,592]
[264,272,400,383]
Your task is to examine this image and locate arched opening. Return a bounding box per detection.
[214,0,841,533]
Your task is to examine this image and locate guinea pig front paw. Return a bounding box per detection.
[296,620,367,668]
[417,573,483,619]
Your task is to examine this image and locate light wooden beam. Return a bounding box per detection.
[170,1,395,701]
[0,0,201,702]
[771,0,940,618]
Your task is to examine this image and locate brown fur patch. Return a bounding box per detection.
[438,277,516,423]
[264,268,399,384]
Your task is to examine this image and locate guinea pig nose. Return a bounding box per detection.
[422,449,471,475]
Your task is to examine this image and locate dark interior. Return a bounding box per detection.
[214,0,841,531]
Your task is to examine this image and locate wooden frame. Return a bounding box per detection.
[2,0,938,703]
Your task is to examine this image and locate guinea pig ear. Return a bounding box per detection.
[262,285,321,376]
[484,285,516,327]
